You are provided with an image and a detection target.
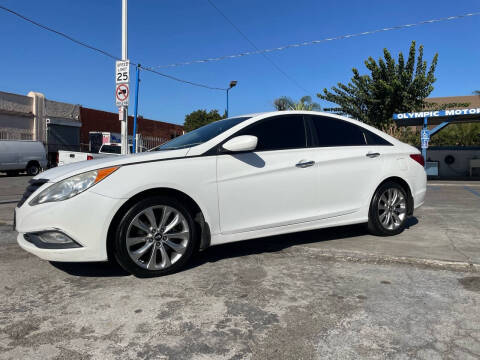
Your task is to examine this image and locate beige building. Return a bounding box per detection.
[425,95,480,108]
[0,90,80,142]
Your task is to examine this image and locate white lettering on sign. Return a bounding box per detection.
[394,108,480,120]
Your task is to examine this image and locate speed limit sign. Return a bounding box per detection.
[115,60,130,84]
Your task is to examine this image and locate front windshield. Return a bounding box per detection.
[152,116,251,151]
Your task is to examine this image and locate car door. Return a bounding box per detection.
[216,114,319,234]
[305,115,387,217]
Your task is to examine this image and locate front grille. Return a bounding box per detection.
[17,179,49,208]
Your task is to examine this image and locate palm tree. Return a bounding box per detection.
[473,90,480,95]
[273,96,321,111]
[273,96,294,111]
[289,96,321,111]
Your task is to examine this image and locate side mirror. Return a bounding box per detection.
[222,135,258,152]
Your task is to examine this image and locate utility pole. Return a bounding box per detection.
[120,0,128,154]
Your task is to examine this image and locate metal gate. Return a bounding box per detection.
[136,134,168,151]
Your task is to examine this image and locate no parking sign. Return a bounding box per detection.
[115,83,129,107]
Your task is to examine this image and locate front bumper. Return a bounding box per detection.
[16,190,125,262]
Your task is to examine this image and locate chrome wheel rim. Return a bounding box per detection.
[126,205,190,270]
[378,188,407,230]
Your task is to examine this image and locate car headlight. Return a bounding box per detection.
[29,167,119,206]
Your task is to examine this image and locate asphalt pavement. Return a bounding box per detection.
[0,176,479,359]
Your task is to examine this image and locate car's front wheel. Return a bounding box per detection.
[368,181,409,236]
[114,196,198,277]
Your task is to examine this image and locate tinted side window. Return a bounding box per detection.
[237,115,306,151]
[363,129,392,146]
[310,116,366,147]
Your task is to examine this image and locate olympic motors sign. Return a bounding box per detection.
[393,108,480,120]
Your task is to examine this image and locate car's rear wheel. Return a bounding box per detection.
[114,196,198,277]
[368,181,408,236]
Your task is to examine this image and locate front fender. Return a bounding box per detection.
[90,157,220,235]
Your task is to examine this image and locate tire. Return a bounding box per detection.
[26,163,40,176]
[114,196,199,277]
[368,181,409,236]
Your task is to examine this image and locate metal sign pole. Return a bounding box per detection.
[422,116,428,168]
[132,65,140,153]
[120,0,128,155]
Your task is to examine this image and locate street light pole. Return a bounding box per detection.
[226,80,237,118]
[120,0,128,155]
[226,88,230,118]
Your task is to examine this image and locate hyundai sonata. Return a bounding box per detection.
[15,111,426,276]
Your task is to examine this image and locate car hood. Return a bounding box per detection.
[34,148,190,183]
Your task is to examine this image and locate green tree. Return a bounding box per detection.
[273,96,321,111]
[473,90,480,95]
[429,123,480,146]
[183,109,225,132]
[318,41,438,134]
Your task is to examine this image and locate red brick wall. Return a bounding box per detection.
[79,107,183,145]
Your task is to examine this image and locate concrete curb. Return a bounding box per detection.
[428,182,480,187]
[301,247,480,273]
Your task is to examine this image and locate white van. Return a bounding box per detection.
[0,140,47,176]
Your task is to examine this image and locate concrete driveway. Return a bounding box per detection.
[0,177,479,359]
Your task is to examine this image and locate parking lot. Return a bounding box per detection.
[1,175,479,359]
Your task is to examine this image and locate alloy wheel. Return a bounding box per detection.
[125,205,190,270]
[377,188,407,230]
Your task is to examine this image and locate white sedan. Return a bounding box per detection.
[15,111,426,277]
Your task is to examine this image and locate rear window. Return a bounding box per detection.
[363,129,392,146]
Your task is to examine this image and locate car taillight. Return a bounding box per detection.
[410,154,424,167]
[87,155,93,160]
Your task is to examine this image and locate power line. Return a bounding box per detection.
[206,0,310,94]
[0,4,226,91]
[152,11,480,69]
[0,5,118,61]
[139,65,226,90]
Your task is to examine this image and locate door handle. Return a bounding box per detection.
[366,152,380,158]
[296,160,315,168]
